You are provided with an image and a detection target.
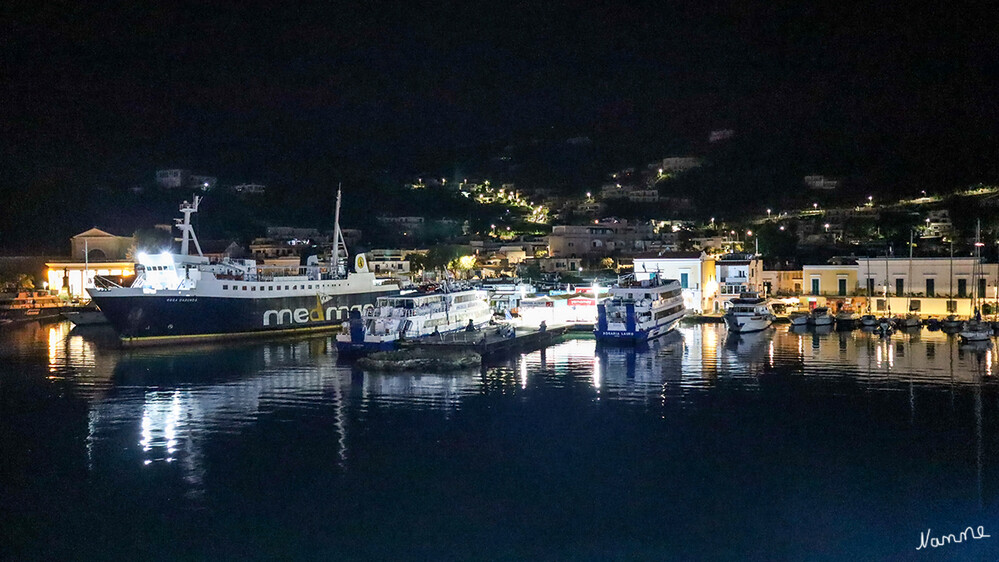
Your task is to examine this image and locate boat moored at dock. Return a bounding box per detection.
[0,290,65,326]
[808,307,834,326]
[595,275,685,344]
[335,285,492,353]
[88,192,400,346]
[723,293,775,333]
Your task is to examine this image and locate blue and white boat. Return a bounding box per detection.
[595,275,686,344]
[336,285,492,353]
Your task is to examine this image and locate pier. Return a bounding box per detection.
[403,324,572,358]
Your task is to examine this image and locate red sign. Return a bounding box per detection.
[568,298,595,306]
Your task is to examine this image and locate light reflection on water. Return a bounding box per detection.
[4,320,999,558]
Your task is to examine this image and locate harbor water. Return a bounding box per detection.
[3,321,999,560]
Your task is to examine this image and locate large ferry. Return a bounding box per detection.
[336,285,492,353]
[89,193,399,346]
[595,275,686,344]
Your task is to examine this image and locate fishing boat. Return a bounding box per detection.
[723,293,776,333]
[88,192,400,346]
[860,314,878,327]
[594,275,685,344]
[808,306,834,326]
[335,285,492,353]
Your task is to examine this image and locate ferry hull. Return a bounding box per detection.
[595,318,680,344]
[91,291,392,346]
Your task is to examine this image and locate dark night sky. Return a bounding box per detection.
[2,2,997,248]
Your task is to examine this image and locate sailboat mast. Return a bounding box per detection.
[907,229,913,314]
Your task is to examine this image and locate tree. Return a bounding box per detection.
[128,227,174,259]
[405,253,427,274]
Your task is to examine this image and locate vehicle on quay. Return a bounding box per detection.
[88,192,399,346]
[595,274,686,344]
[723,293,776,333]
[335,284,492,353]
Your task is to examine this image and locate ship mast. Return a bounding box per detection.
[175,196,203,257]
[331,185,348,277]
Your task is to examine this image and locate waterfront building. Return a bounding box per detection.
[633,251,718,313]
[71,228,133,261]
[45,260,135,300]
[761,269,803,297]
[715,253,764,309]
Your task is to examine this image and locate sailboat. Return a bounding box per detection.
[941,240,965,333]
[896,230,920,329]
[860,255,877,327]
[959,221,992,344]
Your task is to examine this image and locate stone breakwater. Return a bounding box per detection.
[356,349,482,371]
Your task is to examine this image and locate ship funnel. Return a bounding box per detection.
[354,253,369,273]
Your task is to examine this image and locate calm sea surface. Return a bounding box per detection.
[3,321,999,560]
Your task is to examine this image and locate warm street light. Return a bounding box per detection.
[824,223,830,231]
[766,209,771,217]
[813,203,818,209]
[746,230,752,236]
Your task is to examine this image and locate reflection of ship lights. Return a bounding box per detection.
[139,391,186,463]
[593,355,601,389]
[520,355,528,389]
[876,345,882,367]
[769,341,774,367]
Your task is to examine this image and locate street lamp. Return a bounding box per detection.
[813,203,818,210]
[766,208,771,218]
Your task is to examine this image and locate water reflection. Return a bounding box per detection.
[4,320,999,558]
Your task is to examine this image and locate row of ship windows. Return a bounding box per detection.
[221,283,339,291]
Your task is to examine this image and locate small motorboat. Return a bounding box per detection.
[894,314,921,330]
[835,309,860,330]
[941,315,964,333]
[860,314,878,328]
[789,310,810,326]
[808,307,834,327]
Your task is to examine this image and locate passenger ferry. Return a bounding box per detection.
[723,293,775,333]
[595,275,686,344]
[336,285,492,352]
[88,192,400,346]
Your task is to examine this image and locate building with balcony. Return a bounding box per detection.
[547,219,656,258]
[715,253,763,309]
[632,251,717,313]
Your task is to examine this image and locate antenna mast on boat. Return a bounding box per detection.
[331,185,348,277]
[175,196,203,257]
